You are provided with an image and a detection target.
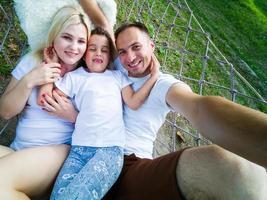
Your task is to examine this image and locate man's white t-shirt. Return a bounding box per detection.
[55,67,131,148]
[123,73,191,159]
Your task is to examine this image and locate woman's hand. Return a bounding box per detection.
[42,89,78,123]
[27,62,61,88]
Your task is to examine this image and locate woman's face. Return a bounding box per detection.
[53,23,87,66]
[85,34,110,73]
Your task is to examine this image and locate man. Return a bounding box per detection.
[104,22,267,200]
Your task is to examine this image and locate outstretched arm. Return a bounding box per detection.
[166,84,267,167]
[79,0,114,40]
[122,54,159,110]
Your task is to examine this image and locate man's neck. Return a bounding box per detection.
[128,67,151,78]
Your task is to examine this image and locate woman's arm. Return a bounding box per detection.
[0,62,61,120]
[37,47,60,106]
[37,83,54,106]
[0,77,28,120]
[122,54,159,110]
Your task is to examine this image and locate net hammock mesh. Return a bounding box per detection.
[0,0,266,157]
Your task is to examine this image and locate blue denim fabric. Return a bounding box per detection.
[50,146,123,200]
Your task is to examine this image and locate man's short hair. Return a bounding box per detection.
[115,21,150,41]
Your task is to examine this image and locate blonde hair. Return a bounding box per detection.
[32,5,91,63]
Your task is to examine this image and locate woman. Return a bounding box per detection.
[0,3,110,199]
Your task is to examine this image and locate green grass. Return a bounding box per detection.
[0,0,266,112]
[115,0,267,112]
[186,0,267,99]
[0,1,27,77]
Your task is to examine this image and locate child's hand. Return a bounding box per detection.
[44,46,73,77]
[44,46,59,63]
[29,62,61,86]
[150,53,160,79]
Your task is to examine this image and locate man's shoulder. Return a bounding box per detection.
[157,72,187,86]
[157,72,179,85]
[153,72,191,97]
[158,72,175,79]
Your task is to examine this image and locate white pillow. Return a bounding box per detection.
[14,0,117,50]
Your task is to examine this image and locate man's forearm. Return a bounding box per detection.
[194,96,267,167]
[166,85,267,167]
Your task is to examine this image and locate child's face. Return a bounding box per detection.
[53,23,87,66]
[85,34,110,73]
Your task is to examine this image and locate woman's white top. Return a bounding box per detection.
[10,54,74,150]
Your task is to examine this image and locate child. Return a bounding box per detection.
[50,27,159,199]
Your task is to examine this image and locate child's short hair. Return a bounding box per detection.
[91,27,117,69]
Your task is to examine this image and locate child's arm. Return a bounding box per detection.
[42,65,79,122]
[79,0,114,41]
[37,84,54,106]
[122,54,160,110]
[37,47,60,106]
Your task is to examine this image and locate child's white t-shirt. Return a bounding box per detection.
[55,67,131,148]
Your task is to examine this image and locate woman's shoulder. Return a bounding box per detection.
[12,52,38,79]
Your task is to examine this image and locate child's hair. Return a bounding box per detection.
[32,5,91,64]
[90,27,117,70]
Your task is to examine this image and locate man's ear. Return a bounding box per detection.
[150,40,155,51]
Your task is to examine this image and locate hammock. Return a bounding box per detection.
[0,0,266,157]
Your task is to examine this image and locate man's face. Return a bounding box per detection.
[116,27,154,77]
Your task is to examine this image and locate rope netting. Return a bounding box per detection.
[0,0,266,156]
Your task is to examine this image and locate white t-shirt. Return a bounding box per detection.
[55,67,131,148]
[123,73,191,158]
[10,53,74,150]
